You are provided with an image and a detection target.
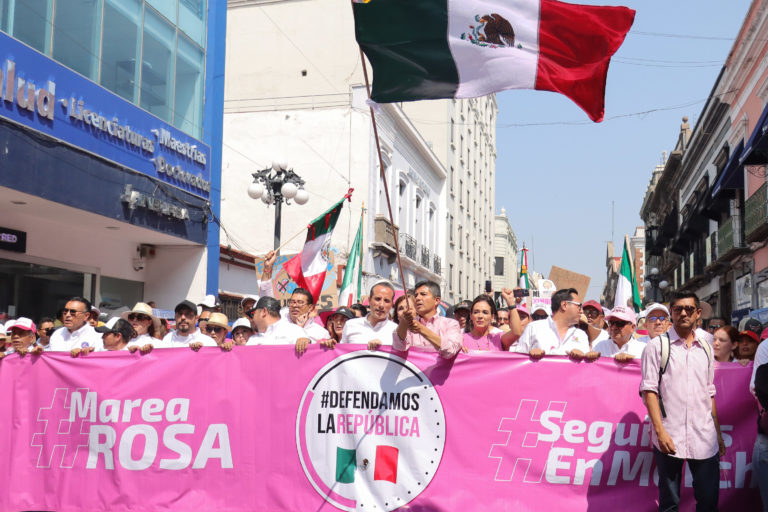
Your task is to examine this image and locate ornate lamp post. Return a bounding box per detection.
[247,161,309,256]
[643,267,669,303]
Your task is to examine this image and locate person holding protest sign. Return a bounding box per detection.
[640,291,725,512]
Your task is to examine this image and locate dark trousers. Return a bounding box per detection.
[654,447,719,512]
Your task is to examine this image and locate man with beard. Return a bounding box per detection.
[341,281,398,350]
[640,291,724,511]
[158,300,211,349]
[49,297,103,352]
[393,280,462,359]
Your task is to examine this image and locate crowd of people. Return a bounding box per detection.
[3,265,768,511]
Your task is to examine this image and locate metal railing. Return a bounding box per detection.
[399,233,417,260]
[433,254,442,275]
[420,245,431,268]
[745,182,768,240]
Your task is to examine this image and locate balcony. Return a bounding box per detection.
[420,245,431,268]
[399,233,417,260]
[373,216,399,251]
[745,182,768,243]
[433,254,442,275]
[717,216,749,261]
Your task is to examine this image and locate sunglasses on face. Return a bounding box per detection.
[609,320,630,329]
[584,309,601,319]
[671,305,697,315]
[532,314,548,320]
[204,325,225,334]
[708,324,723,331]
[128,313,151,322]
[39,327,54,336]
[647,315,668,322]
[565,300,583,309]
[62,308,85,316]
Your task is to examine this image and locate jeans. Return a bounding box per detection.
[653,447,719,512]
[754,433,768,512]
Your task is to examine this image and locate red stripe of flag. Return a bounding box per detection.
[374,445,398,483]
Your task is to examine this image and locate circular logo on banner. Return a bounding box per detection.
[296,352,446,511]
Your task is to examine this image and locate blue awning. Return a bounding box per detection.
[740,102,768,165]
[711,139,744,198]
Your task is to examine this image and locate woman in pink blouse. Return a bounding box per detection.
[462,296,518,352]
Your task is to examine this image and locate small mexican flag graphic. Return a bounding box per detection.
[335,445,399,484]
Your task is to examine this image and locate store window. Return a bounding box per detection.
[101,0,142,102]
[140,8,175,123]
[3,0,51,53]
[495,257,504,276]
[53,0,101,80]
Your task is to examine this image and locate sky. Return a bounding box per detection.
[494,0,752,300]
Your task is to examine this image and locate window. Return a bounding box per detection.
[496,256,506,277]
[4,0,51,53]
[458,271,462,295]
[53,0,100,80]
[140,8,176,123]
[450,166,454,193]
[450,118,455,144]
[449,215,454,242]
[174,34,204,136]
[101,0,142,102]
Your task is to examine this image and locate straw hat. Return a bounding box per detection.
[121,302,161,332]
[206,312,230,331]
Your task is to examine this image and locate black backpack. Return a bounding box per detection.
[754,364,768,434]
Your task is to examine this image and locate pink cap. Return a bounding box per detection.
[606,306,636,325]
[9,317,36,332]
[516,304,530,317]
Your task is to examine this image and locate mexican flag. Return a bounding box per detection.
[614,235,641,312]
[284,191,352,302]
[519,246,529,289]
[338,214,364,307]
[353,0,635,122]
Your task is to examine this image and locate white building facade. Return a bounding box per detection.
[492,208,519,295]
[221,0,445,305]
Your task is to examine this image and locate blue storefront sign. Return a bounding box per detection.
[0,32,210,198]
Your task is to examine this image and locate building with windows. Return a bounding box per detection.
[401,97,498,304]
[0,0,225,320]
[220,0,445,306]
[492,207,518,297]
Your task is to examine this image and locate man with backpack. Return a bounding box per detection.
[751,337,768,511]
[640,291,725,511]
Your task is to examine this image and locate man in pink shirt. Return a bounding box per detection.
[393,281,461,359]
[640,291,726,511]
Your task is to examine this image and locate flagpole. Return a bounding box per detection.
[358,47,411,300]
[358,202,366,302]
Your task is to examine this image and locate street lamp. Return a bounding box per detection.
[643,267,668,303]
[247,161,308,256]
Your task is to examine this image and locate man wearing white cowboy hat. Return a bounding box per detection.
[594,306,646,361]
[194,312,233,351]
[123,303,162,353]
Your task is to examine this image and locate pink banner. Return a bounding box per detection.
[0,346,760,511]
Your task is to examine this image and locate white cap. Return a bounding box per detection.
[104,317,120,329]
[531,304,552,316]
[643,302,670,317]
[231,318,252,331]
[240,295,260,307]
[198,295,220,308]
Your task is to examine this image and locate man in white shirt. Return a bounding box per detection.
[246,297,310,350]
[515,288,594,360]
[49,297,103,352]
[158,300,211,348]
[594,306,646,361]
[286,288,330,345]
[341,281,397,350]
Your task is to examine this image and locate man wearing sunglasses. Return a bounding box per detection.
[49,297,103,352]
[36,317,56,350]
[640,291,725,511]
[515,288,595,360]
[246,297,310,351]
[193,312,233,351]
[637,303,671,344]
[582,300,609,348]
[594,306,645,361]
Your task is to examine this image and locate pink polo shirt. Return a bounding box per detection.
[462,331,505,352]
[639,327,717,460]
[393,314,462,359]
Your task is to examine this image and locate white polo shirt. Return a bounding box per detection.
[594,337,646,358]
[514,318,589,355]
[126,333,162,348]
[49,323,104,352]
[157,328,211,348]
[247,319,308,346]
[341,315,397,345]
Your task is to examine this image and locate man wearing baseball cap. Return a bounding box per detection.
[737,330,760,361]
[594,306,645,361]
[637,303,671,344]
[246,296,310,351]
[157,300,213,349]
[4,318,43,356]
[583,300,609,348]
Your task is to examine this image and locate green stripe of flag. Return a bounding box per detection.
[335,447,356,483]
[353,0,459,102]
